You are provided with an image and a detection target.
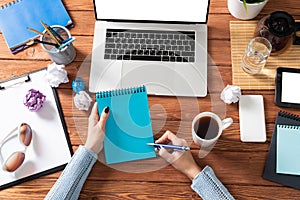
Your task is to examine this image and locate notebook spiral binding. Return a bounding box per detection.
[278,125,300,129]
[96,86,146,98]
[279,110,300,121]
[0,0,23,10]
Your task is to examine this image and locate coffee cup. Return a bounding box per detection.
[192,112,233,149]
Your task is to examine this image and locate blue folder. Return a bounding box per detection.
[96,86,156,164]
[0,0,73,53]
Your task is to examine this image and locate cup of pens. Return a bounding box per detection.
[39,24,76,65]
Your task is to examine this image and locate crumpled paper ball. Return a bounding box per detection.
[74,91,92,111]
[45,63,69,87]
[72,77,86,94]
[220,85,241,104]
[24,89,46,111]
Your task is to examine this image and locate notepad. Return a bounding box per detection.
[96,86,156,164]
[0,0,73,54]
[277,125,300,176]
[263,111,300,190]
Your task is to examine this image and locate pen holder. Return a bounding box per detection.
[40,25,76,65]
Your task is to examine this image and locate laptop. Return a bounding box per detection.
[89,0,210,97]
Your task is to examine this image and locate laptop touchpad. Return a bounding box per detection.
[121,62,178,95]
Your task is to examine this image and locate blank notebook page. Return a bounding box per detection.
[277,125,300,175]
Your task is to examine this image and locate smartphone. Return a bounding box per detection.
[239,95,266,142]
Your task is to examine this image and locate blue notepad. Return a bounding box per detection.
[96,86,156,164]
[0,0,73,53]
[277,125,300,175]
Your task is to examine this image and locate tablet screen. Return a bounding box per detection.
[281,72,300,103]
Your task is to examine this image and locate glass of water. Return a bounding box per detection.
[241,37,272,74]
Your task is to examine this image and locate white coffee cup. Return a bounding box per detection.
[192,112,233,148]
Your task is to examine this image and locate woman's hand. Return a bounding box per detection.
[84,102,109,154]
[156,130,201,180]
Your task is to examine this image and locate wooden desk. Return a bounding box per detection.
[0,0,300,199]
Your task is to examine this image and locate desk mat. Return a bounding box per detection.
[230,21,300,90]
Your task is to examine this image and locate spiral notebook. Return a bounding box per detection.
[0,0,73,54]
[96,86,156,164]
[263,111,300,190]
[277,125,300,176]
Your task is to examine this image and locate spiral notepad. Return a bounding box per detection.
[0,0,22,9]
[277,125,300,176]
[0,0,73,53]
[96,86,156,164]
[263,111,300,190]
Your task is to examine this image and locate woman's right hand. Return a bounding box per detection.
[156,130,201,180]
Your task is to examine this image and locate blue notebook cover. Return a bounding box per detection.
[96,86,156,164]
[277,125,300,176]
[0,0,73,54]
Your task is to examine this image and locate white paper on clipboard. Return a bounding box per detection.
[0,69,72,189]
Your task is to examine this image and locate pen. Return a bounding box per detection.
[27,27,49,37]
[147,143,190,151]
[27,27,53,40]
[40,20,62,46]
[58,37,75,50]
[33,39,60,48]
[44,23,65,42]
[26,39,59,48]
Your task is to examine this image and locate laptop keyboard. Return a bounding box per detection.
[104,29,195,62]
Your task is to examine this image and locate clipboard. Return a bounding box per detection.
[275,67,300,108]
[0,68,73,190]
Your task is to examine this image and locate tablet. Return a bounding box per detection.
[275,67,300,108]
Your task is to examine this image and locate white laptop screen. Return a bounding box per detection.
[94,0,209,23]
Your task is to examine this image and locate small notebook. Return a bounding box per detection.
[277,125,300,176]
[96,86,156,164]
[0,0,73,54]
[263,111,300,190]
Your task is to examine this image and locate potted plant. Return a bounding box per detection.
[228,0,268,20]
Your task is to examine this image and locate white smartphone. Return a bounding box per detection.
[239,95,266,142]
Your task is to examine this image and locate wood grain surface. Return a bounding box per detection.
[0,0,300,199]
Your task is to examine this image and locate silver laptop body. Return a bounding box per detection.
[90,0,210,97]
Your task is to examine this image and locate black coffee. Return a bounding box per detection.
[194,116,219,140]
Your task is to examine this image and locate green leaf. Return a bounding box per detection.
[243,0,248,14]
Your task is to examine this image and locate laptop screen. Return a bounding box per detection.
[94,0,210,23]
